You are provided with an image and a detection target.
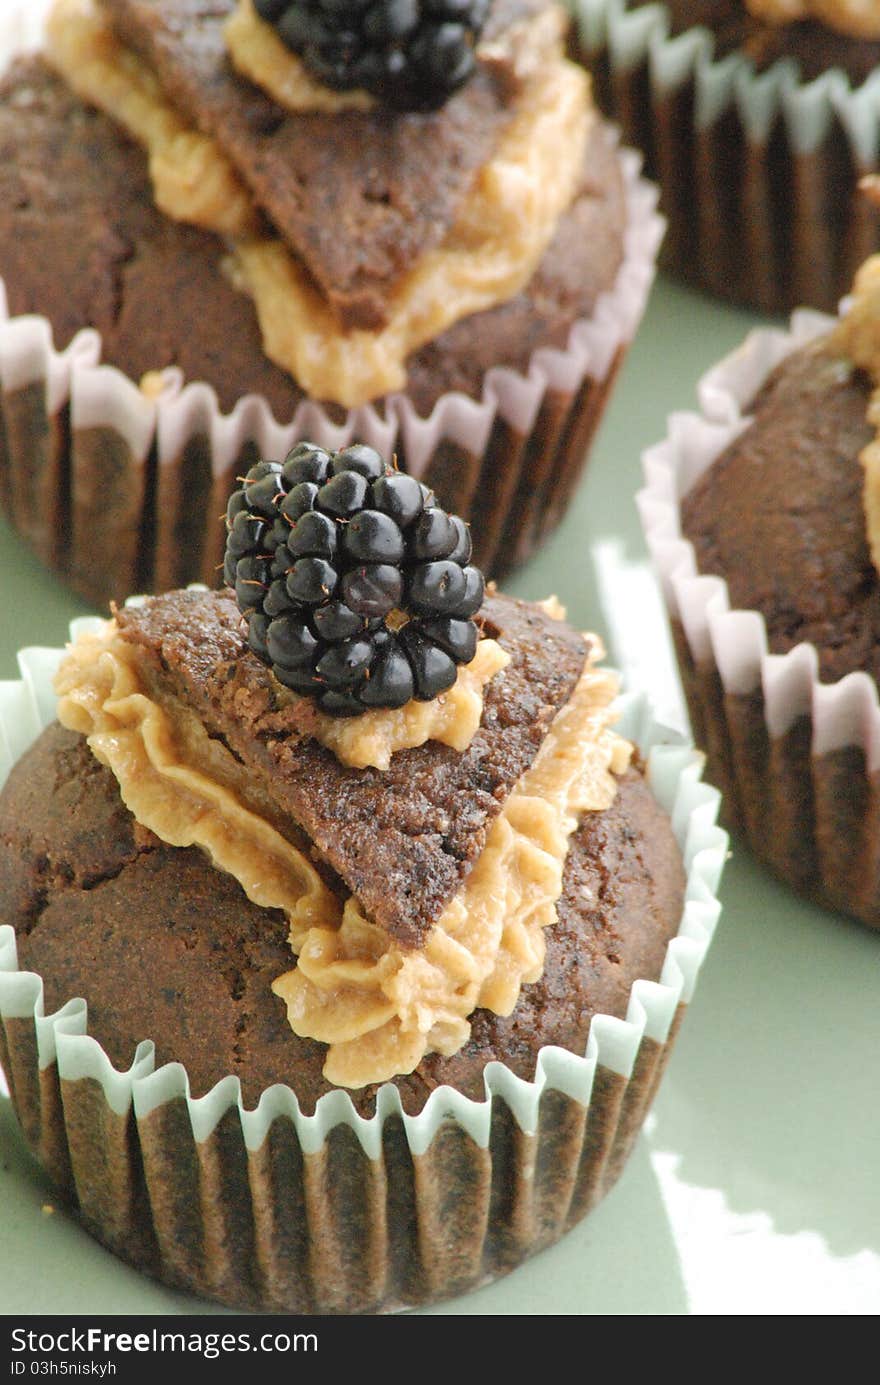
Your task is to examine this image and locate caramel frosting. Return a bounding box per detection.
[224,0,376,113]
[830,254,880,576]
[44,0,592,406]
[285,637,510,771]
[744,0,880,39]
[45,0,259,238]
[53,616,628,1088]
[54,623,339,947]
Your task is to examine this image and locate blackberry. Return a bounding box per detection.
[341,563,403,618]
[286,510,338,559]
[253,0,490,111]
[343,510,405,564]
[285,556,338,605]
[407,559,466,616]
[281,481,321,523]
[223,441,485,716]
[419,616,478,665]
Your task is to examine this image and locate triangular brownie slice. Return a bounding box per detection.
[115,589,587,947]
[100,0,537,329]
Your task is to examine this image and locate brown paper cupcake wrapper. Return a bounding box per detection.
[569,0,880,315]
[0,646,725,1314]
[638,305,880,928]
[0,91,662,610]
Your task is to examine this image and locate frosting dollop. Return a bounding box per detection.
[288,637,510,770]
[224,0,376,113]
[46,0,258,237]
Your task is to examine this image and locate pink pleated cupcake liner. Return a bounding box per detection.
[0,646,725,1314]
[638,304,880,927]
[570,0,880,315]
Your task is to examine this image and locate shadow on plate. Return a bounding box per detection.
[650,848,880,1259]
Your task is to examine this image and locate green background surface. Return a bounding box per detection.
[1,275,879,1316]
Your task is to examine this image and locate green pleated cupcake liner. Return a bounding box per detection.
[0,624,726,1313]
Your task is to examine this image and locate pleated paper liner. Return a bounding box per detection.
[0,636,726,1314]
[638,303,880,928]
[0,135,662,611]
[568,0,880,316]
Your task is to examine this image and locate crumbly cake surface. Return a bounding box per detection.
[1,724,685,1112]
[681,340,880,684]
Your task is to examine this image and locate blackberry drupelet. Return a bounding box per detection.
[252,0,490,111]
[223,441,485,714]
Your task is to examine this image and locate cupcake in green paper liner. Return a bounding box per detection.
[0,442,724,1313]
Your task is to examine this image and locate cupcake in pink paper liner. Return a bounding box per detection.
[0,0,662,611]
[0,442,724,1313]
[569,0,880,315]
[639,246,880,928]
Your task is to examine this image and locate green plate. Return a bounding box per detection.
[2,277,879,1315]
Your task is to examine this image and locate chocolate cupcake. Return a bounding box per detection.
[0,0,662,609]
[570,0,880,314]
[639,253,880,928]
[0,449,725,1313]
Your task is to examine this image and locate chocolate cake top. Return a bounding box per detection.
[115,588,588,947]
[101,0,543,329]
